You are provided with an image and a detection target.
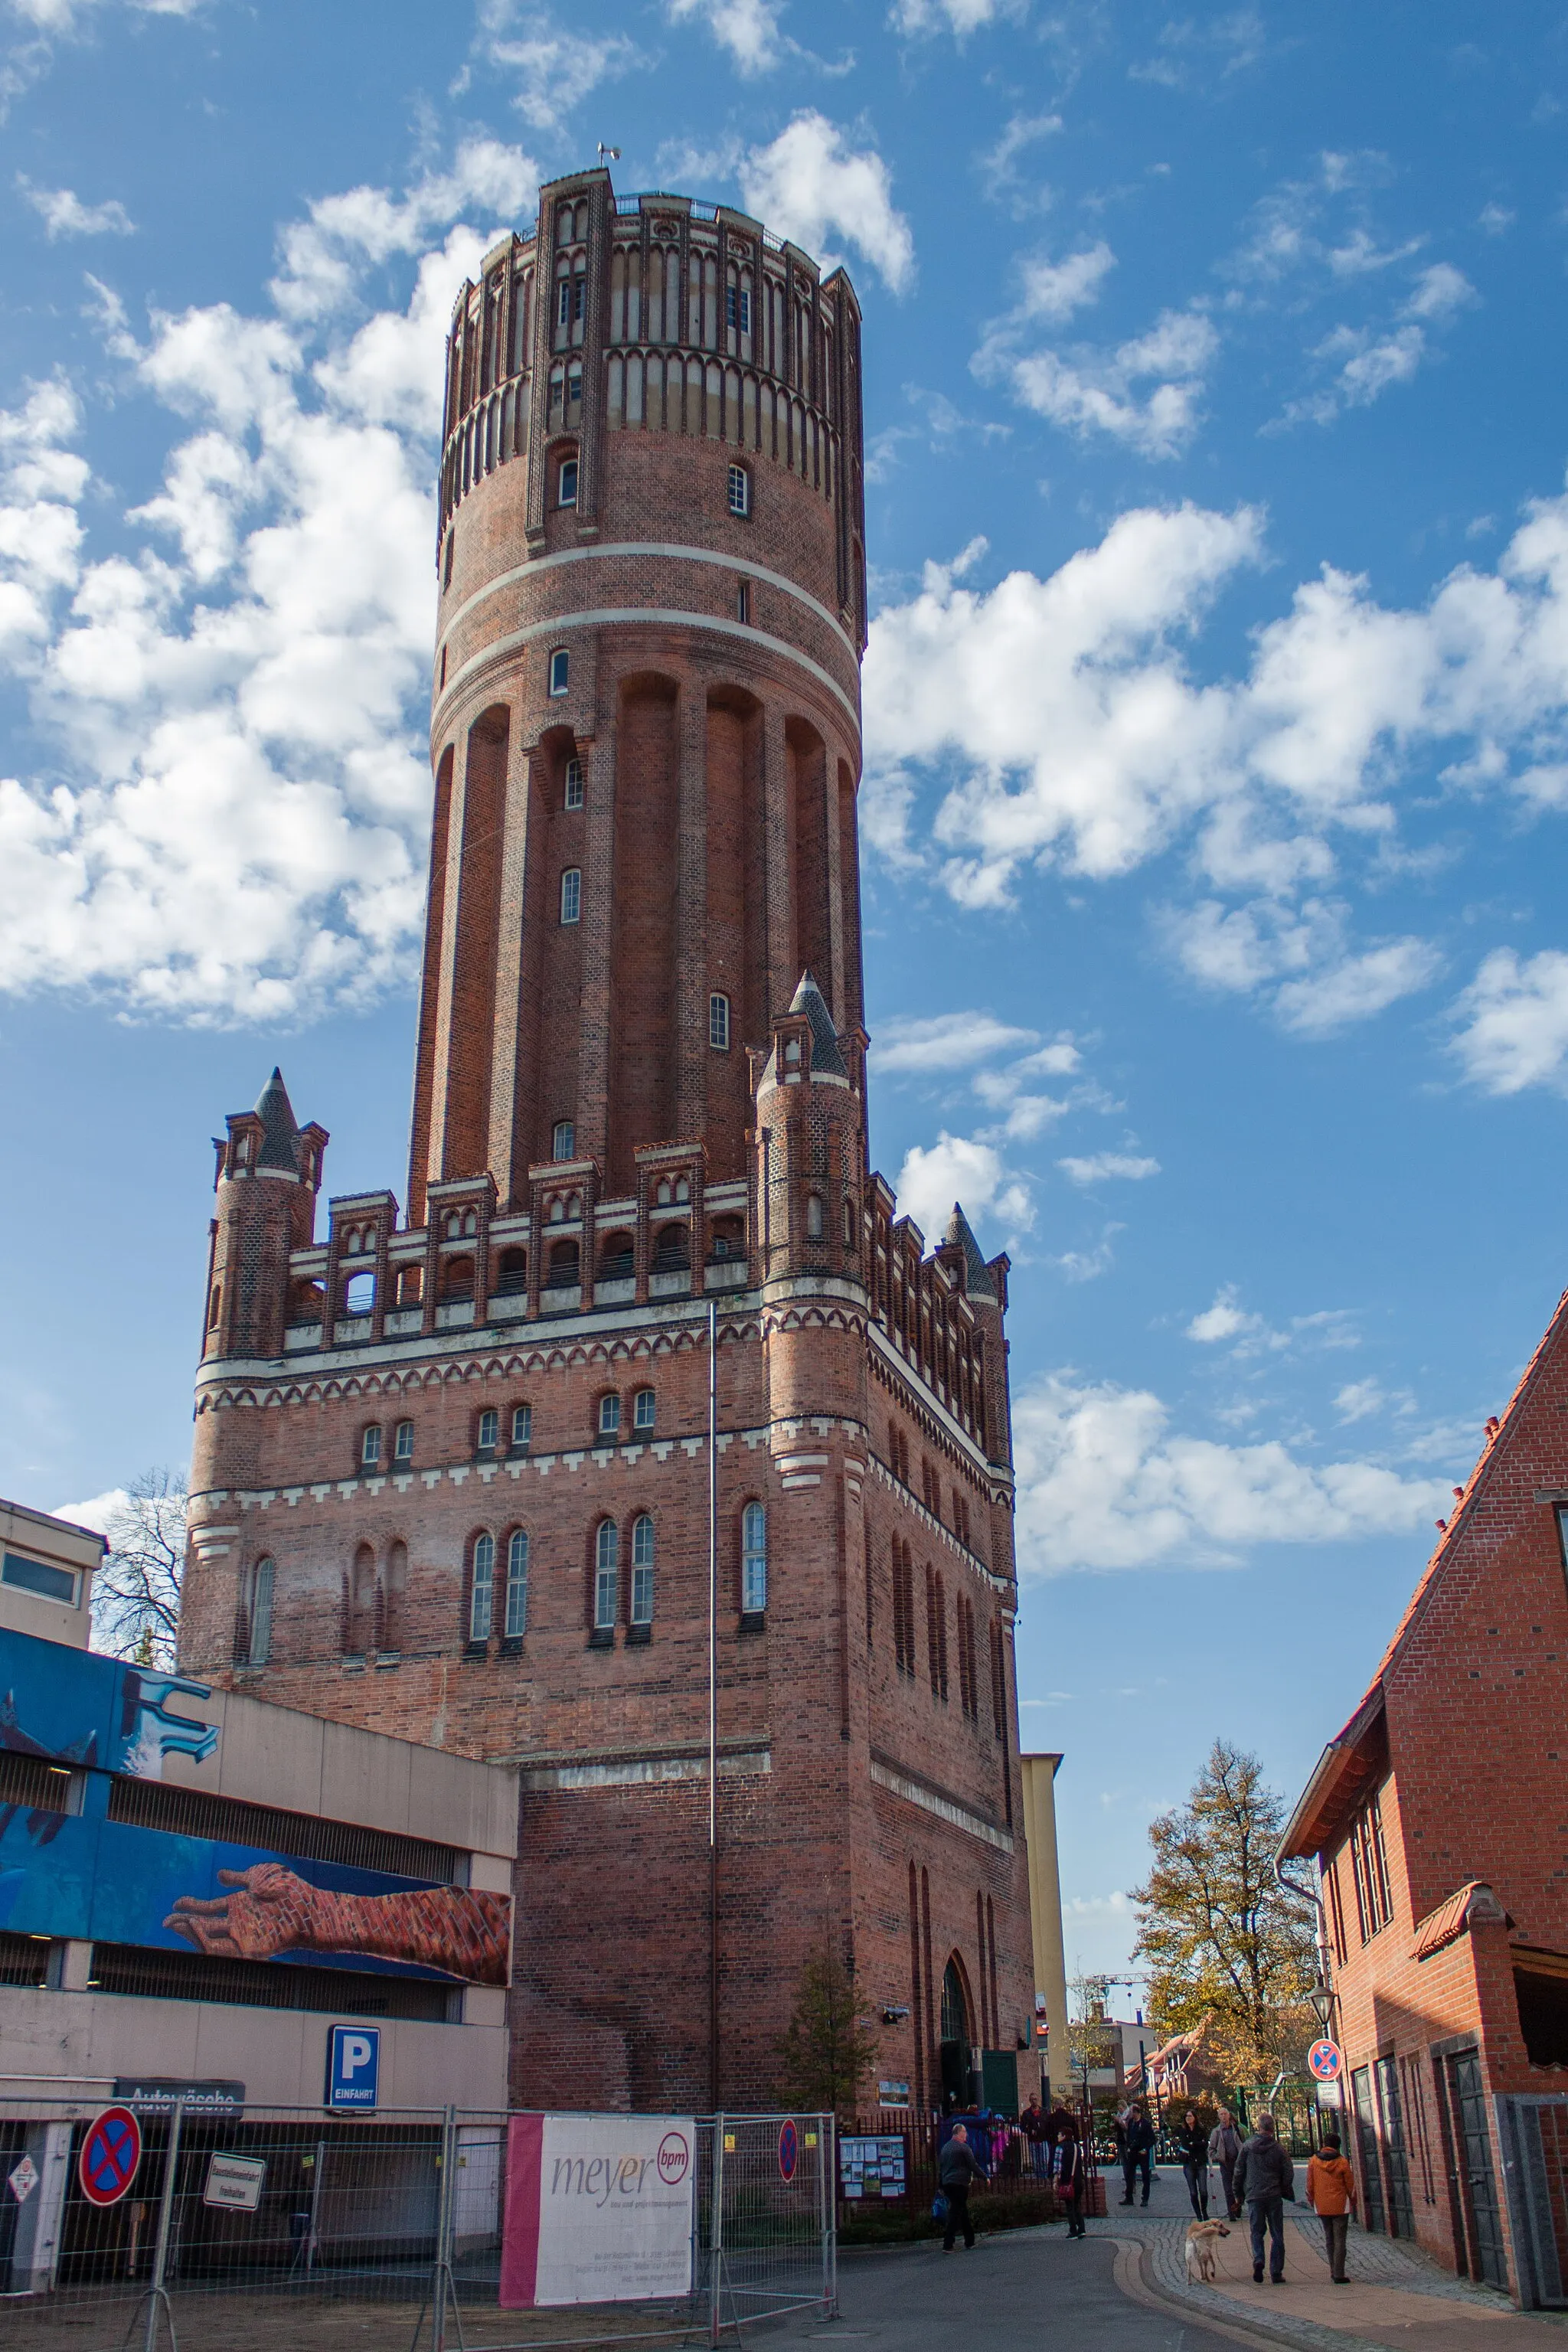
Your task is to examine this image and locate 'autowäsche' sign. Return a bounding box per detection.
[500,2115,694,2307]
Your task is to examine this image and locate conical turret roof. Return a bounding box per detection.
[787,971,848,1079]
[253,1066,302,1173]
[942,1201,996,1301]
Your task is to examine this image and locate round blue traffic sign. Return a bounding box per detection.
[1308,2039,1344,2083]
[778,2120,799,2182]
[80,2106,142,2207]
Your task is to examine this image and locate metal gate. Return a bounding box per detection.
[1498,2093,1568,2307]
[1447,2052,1508,2288]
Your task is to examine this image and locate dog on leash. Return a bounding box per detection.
[1184,2220,1231,2283]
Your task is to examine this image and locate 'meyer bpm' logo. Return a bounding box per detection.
[657,2132,691,2186]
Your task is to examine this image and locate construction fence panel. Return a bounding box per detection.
[0,2098,835,2352]
[1498,2093,1568,2308]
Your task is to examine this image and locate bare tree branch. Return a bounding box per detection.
[92,1469,188,1667]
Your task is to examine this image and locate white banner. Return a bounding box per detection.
[501,2113,694,2308]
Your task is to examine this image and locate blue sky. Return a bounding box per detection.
[5,0,1568,1998]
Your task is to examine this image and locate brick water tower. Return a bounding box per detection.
[181,168,1034,2115]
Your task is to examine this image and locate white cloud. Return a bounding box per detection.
[864,485,1568,927]
[668,0,782,73]
[1187,1285,1267,1345]
[740,113,914,293]
[980,305,1219,459]
[1479,203,1515,236]
[1013,1370,1452,1573]
[1274,936,1442,1034]
[890,0,1021,35]
[1450,949,1568,1095]
[1327,229,1423,276]
[1018,243,1116,323]
[475,1,638,131]
[1284,263,1476,426]
[871,1009,1038,1072]
[49,1486,125,1537]
[0,145,539,1022]
[1052,1225,1123,1284]
[895,1129,1032,1239]
[18,178,133,237]
[1334,1378,1386,1423]
[1057,1152,1160,1185]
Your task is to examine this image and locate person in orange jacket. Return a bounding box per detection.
[1305,2132,1357,2283]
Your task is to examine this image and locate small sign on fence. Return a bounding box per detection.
[78,2106,142,2208]
[839,2134,908,2201]
[500,2113,695,2308]
[8,2154,38,2203]
[203,2152,267,2212]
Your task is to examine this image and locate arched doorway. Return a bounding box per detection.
[939,1957,973,2112]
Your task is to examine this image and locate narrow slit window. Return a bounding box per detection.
[564,756,585,808]
[742,1501,767,1614]
[595,1521,619,1628]
[469,1533,495,1643]
[560,867,581,923]
[709,991,730,1050]
[727,463,750,518]
[630,1514,655,1625]
[737,580,750,624]
[548,648,570,697]
[558,456,578,507]
[247,1558,274,1666]
[505,1529,530,1638]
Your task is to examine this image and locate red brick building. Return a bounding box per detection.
[1281,1285,1568,2304]
[178,169,1034,2118]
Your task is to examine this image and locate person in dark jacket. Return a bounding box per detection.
[1234,2112,1295,2283]
[1175,2109,1210,2218]
[1021,2095,1050,2179]
[939,2123,988,2251]
[1119,2101,1155,2206]
[1209,2108,1243,2221]
[1054,2118,1088,2238]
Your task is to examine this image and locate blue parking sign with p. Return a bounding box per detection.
[327,2024,381,2110]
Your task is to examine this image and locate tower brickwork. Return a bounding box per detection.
[180,172,1034,2115]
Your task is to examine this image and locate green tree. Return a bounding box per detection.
[774,1936,881,2116]
[1131,1741,1317,2089]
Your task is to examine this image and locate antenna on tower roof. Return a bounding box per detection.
[597,144,621,166]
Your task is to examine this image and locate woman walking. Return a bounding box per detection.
[1176,2109,1210,2219]
[1054,2118,1088,2239]
[1209,2107,1242,2221]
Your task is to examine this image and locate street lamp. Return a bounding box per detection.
[1308,1980,1334,2032]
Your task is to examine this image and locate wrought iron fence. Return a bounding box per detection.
[0,2096,835,2350]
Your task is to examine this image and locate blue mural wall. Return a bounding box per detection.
[0,1627,472,1984]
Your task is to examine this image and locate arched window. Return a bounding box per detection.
[742,1501,767,1614]
[394,1418,415,1464]
[560,867,581,922]
[709,991,730,1050]
[361,1425,382,1470]
[441,1255,475,1301]
[476,1407,499,1455]
[207,1283,222,1329]
[939,1957,973,2111]
[550,648,570,699]
[630,1514,655,1627]
[495,1246,528,1295]
[633,1387,655,1431]
[844,1197,856,1249]
[384,1540,407,1651]
[653,1223,689,1272]
[552,1119,576,1160]
[242,1557,274,1667]
[597,1230,635,1280]
[598,1392,622,1436]
[511,1402,533,1449]
[564,756,585,808]
[547,1236,580,1285]
[594,1520,619,1630]
[806,1194,825,1240]
[469,1532,495,1644]
[344,1269,374,1315]
[557,452,578,507]
[505,1529,530,1639]
[727,462,750,518]
[348,1542,376,1655]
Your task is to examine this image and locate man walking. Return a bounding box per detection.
[1021,2094,1049,2180]
[1209,2107,1242,2221]
[1120,2100,1155,2207]
[1235,2112,1294,2283]
[939,2123,988,2252]
[1306,2132,1357,2283]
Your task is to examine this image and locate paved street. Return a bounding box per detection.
[767,2155,1568,2352]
